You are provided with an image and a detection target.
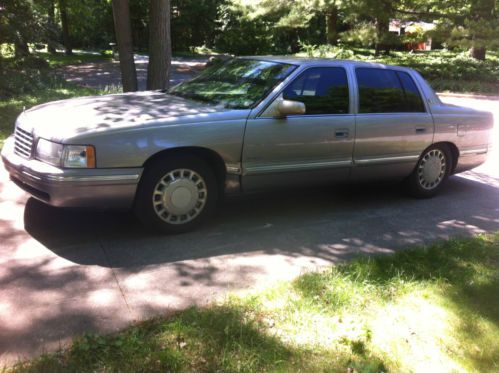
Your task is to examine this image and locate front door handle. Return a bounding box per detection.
[335,130,349,139]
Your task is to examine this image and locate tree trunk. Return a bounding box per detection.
[147,0,172,90]
[470,46,486,61]
[14,38,30,58]
[47,0,57,54]
[375,17,390,55]
[58,0,72,55]
[326,7,338,46]
[467,0,493,60]
[112,0,138,92]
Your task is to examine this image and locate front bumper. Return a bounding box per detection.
[1,136,142,209]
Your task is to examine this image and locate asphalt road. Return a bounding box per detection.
[1,95,498,364]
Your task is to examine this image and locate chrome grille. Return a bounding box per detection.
[14,127,34,158]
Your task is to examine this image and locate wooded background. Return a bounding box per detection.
[2,0,497,57]
[0,0,498,92]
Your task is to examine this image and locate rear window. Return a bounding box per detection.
[356,68,425,113]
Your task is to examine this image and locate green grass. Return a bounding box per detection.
[0,76,113,149]
[34,51,111,68]
[296,48,499,94]
[7,234,499,372]
[0,50,119,149]
[1,44,111,67]
[0,48,112,149]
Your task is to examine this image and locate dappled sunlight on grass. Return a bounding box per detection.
[370,292,467,372]
[251,234,499,372]
[34,51,111,68]
[9,234,498,372]
[0,78,118,148]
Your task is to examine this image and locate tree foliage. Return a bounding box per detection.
[0,0,46,56]
[1,0,497,61]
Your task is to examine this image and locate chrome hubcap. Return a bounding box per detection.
[418,149,446,190]
[152,169,207,224]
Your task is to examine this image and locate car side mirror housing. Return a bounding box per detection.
[276,100,306,117]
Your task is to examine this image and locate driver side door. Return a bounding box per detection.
[241,66,355,191]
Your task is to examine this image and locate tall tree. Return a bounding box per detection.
[147,0,172,90]
[58,0,72,55]
[258,0,350,47]
[395,0,498,60]
[465,0,497,60]
[326,5,339,45]
[111,0,138,92]
[47,0,57,54]
[0,0,37,57]
[351,0,398,54]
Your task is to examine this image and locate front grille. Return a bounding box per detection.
[14,127,34,158]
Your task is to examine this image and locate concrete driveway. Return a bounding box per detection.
[1,95,498,365]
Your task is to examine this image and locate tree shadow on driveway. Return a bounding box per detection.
[2,172,498,364]
[24,174,499,271]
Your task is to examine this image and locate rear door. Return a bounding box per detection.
[352,67,434,181]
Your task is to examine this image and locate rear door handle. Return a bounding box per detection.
[335,130,349,139]
[415,127,427,134]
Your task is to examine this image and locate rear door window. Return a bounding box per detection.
[356,68,425,113]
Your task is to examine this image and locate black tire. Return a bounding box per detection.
[134,155,219,234]
[406,144,452,198]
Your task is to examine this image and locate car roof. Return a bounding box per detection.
[238,55,414,72]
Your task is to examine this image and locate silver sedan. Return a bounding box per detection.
[2,57,494,233]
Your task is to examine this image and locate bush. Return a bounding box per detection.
[0,57,52,98]
[297,43,356,59]
[214,3,273,55]
[292,47,499,93]
[339,23,378,48]
[100,49,113,57]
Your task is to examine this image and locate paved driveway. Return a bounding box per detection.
[56,55,207,90]
[1,95,498,365]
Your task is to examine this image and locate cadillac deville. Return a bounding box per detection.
[1,57,494,233]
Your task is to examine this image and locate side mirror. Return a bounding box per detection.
[276,100,306,117]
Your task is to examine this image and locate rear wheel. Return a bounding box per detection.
[134,155,218,233]
[407,144,452,198]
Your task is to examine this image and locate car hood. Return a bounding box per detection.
[16,91,248,141]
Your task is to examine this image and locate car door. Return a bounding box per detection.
[242,66,355,190]
[352,67,434,181]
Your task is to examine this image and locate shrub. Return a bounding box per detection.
[339,23,378,48]
[214,4,272,55]
[100,49,113,57]
[0,56,51,98]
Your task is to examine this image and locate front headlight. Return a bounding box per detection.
[35,139,96,168]
[35,138,63,166]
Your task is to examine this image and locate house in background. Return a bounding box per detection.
[389,20,436,51]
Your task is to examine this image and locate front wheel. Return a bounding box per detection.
[134,156,218,233]
[406,145,452,198]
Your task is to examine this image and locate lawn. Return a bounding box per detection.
[34,50,112,68]
[296,47,499,94]
[0,51,115,149]
[0,79,106,149]
[7,234,499,372]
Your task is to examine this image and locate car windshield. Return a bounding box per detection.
[169,59,296,109]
